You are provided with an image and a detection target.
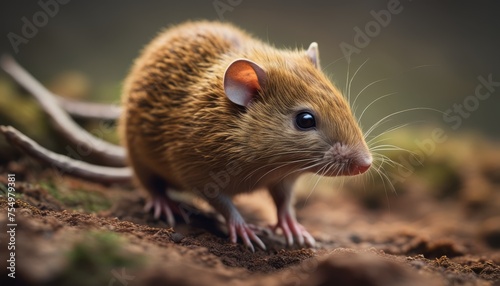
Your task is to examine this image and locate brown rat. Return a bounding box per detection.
[120,20,372,251]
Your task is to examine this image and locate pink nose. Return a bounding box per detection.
[349,162,371,175]
[347,156,372,175]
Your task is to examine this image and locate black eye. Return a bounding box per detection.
[295,112,316,130]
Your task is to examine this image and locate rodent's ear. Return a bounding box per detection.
[306,42,320,69]
[223,59,266,107]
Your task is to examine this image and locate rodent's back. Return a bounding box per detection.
[124,21,251,99]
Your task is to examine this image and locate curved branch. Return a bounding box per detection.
[56,97,121,120]
[1,125,132,184]
[0,54,126,167]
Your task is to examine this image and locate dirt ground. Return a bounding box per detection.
[0,132,500,286]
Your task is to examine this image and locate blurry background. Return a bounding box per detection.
[1,4,500,282]
[0,0,499,148]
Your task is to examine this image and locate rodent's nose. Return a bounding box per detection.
[349,163,371,175]
[348,155,372,175]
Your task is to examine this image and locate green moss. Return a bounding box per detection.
[0,75,121,153]
[40,181,111,213]
[40,181,59,198]
[84,120,120,145]
[414,162,462,198]
[0,77,51,143]
[52,231,143,286]
[367,127,463,198]
[0,183,24,199]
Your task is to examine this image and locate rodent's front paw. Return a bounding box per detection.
[227,220,266,252]
[273,214,316,247]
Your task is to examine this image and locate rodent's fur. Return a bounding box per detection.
[120,21,371,250]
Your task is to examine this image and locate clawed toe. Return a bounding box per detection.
[273,215,316,247]
[228,221,266,252]
[144,195,179,227]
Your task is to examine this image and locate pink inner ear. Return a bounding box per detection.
[223,59,265,107]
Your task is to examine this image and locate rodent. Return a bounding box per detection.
[120,20,372,251]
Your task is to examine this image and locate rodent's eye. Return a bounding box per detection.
[295,112,316,130]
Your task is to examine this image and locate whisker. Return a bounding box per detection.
[366,122,420,144]
[274,163,310,184]
[377,166,397,194]
[296,161,325,174]
[303,163,339,206]
[348,58,369,104]
[370,144,412,152]
[344,56,351,101]
[352,78,390,117]
[278,160,326,183]
[322,56,347,72]
[303,162,337,207]
[244,157,317,182]
[407,64,441,71]
[353,63,441,116]
[364,107,446,138]
[241,152,320,182]
[250,158,319,189]
[371,154,406,170]
[358,92,398,122]
[371,143,423,166]
[368,136,396,148]
[251,150,322,163]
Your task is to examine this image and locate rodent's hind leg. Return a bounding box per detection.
[133,164,188,226]
[205,194,266,252]
[269,181,316,247]
[143,191,190,227]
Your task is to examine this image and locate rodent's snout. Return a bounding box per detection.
[347,154,372,175]
[322,143,372,176]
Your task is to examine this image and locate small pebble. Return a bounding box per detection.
[171,232,185,243]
